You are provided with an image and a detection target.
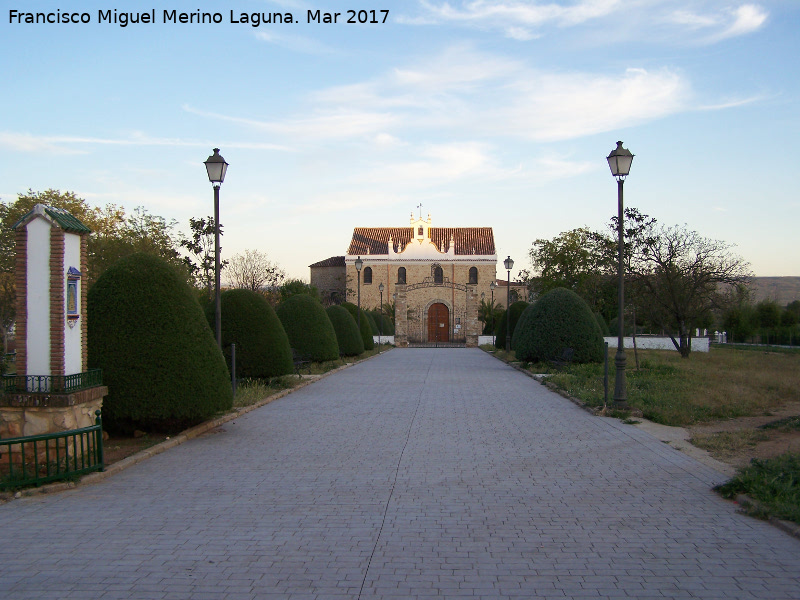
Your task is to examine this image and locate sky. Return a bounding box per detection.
[2,0,799,281]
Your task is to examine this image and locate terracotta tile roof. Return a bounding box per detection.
[309,256,345,268]
[348,227,495,256]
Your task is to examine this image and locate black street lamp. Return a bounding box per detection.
[490,281,496,345]
[355,256,363,338]
[607,141,634,406]
[204,148,228,349]
[378,282,385,345]
[504,256,514,352]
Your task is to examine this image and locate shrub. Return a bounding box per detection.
[276,294,340,361]
[208,289,293,379]
[326,305,365,356]
[365,311,379,335]
[372,311,394,336]
[341,302,375,350]
[494,301,529,349]
[594,312,610,336]
[88,253,232,434]
[512,287,604,363]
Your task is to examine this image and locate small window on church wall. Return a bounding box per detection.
[469,267,478,284]
[433,266,443,284]
[418,226,424,236]
[363,267,373,284]
[397,267,406,284]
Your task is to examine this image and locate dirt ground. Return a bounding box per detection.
[688,401,800,471]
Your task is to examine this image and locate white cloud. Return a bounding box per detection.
[665,3,768,43]
[254,31,340,55]
[0,130,290,154]
[417,0,623,28]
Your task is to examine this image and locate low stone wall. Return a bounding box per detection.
[373,336,395,345]
[0,385,107,438]
[603,336,710,352]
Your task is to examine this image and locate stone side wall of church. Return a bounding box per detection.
[310,265,347,305]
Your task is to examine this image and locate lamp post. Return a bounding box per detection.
[355,256,363,338]
[504,256,514,352]
[607,141,634,406]
[204,148,228,349]
[490,281,496,345]
[378,282,384,346]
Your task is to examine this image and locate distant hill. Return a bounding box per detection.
[750,277,800,305]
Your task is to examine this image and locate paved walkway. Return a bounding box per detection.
[1,349,798,599]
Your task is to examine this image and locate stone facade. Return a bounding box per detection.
[343,214,497,346]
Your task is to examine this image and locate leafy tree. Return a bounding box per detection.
[275,294,339,361]
[279,278,320,303]
[180,216,227,300]
[326,305,364,356]
[630,223,751,357]
[513,288,604,364]
[0,272,14,354]
[478,298,504,336]
[227,249,286,297]
[527,227,616,318]
[88,253,232,434]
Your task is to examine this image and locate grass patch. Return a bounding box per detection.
[486,346,800,427]
[691,430,770,456]
[715,453,800,524]
[759,416,800,432]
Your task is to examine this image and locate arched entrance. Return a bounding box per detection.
[428,303,449,343]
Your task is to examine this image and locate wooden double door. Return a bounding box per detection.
[427,303,449,343]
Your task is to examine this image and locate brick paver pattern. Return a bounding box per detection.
[1,349,798,599]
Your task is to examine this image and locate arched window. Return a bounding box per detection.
[468,267,478,284]
[397,267,406,284]
[510,290,519,303]
[363,266,373,284]
[433,265,443,284]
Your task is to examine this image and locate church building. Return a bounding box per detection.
[310,213,501,346]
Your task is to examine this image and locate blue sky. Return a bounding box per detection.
[2,0,798,280]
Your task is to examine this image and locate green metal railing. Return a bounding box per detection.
[0,410,104,490]
[3,369,102,394]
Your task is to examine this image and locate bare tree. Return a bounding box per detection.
[227,249,286,294]
[630,223,751,357]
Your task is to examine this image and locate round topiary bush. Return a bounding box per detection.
[512,287,604,364]
[88,253,232,434]
[209,289,293,379]
[372,311,394,336]
[341,301,375,350]
[326,305,364,356]
[276,294,340,361]
[494,301,529,349]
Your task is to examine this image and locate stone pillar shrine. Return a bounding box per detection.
[0,204,107,442]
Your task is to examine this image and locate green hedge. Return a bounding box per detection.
[88,253,232,434]
[512,287,604,363]
[209,289,293,379]
[494,301,529,349]
[341,302,375,350]
[326,305,364,356]
[276,294,340,361]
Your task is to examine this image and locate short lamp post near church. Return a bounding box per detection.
[378,282,385,345]
[355,256,363,336]
[607,141,634,407]
[204,148,229,350]
[504,256,514,352]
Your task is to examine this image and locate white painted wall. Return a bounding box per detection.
[64,232,82,374]
[604,336,710,352]
[26,218,51,375]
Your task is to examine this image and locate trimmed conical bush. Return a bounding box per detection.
[276,294,340,361]
[326,305,364,356]
[341,301,375,350]
[210,289,293,379]
[88,253,232,434]
[512,287,604,363]
[494,301,529,349]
